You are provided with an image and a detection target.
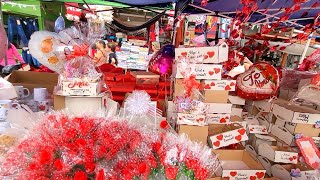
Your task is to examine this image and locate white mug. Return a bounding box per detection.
[37,100,50,112]
[14,86,30,99]
[0,100,20,121]
[34,88,48,102]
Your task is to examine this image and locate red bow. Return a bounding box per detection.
[65,44,89,60]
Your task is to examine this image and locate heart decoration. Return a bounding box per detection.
[230,171,237,177]
[230,82,235,86]
[250,176,257,180]
[225,116,229,119]
[220,118,227,123]
[207,51,215,58]
[204,55,209,59]
[213,141,220,147]
[204,84,211,89]
[289,157,294,161]
[223,177,230,180]
[216,134,223,141]
[181,52,187,56]
[214,68,221,74]
[210,82,216,86]
[236,62,279,100]
[238,129,246,135]
[235,135,242,141]
[209,71,214,76]
[256,172,265,179]
[225,85,231,91]
[262,128,266,132]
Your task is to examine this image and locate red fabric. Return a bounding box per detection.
[104,72,120,81]
[110,68,124,74]
[98,64,116,72]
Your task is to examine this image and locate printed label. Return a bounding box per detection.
[222,170,265,180]
[248,125,268,134]
[177,113,207,126]
[210,128,248,149]
[206,114,231,124]
[274,151,298,164]
[292,113,319,124]
[175,63,222,80]
[203,80,236,91]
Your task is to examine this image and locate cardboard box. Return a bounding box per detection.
[257,155,273,177]
[130,71,160,84]
[177,113,206,126]
[284,122,320,137]
[258,143,298,164]
[173,78,200,98]
[177,124,208,144]
[257,116,273,133]
[206,113,231,124]
[175,43,228,64]
[206,103,232,114]
[250,134,277,153]
[174,63,222,80]
[248,125,268,135]
[203,80,236,91]
[270,125,296,146]
[7,71,58,94]
[271,164,318,180]
[231,106,242,121]
[272,102,320,124]
[229,94,245,105]
[60,79,103,96]
[208,124,248,149]
[54,93,115,114]
[203,90,229,103]
[212,150,266,179]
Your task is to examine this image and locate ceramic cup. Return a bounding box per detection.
[34,88,48,102]
[14,86,30,99]
[0,100,20,121]
[37,100,50,112]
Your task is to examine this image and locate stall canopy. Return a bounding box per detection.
[187,0,319,27]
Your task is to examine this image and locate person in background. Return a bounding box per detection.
[106,42,118,66]
[93,40,107,66]
[0,43,24,68]
[151,41,160,55]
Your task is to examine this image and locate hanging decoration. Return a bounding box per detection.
[148,44,175,77]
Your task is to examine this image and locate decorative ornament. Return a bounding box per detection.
[290,168,302,177]
[236,62,279,100]
[125,90,152,116]
[148,44,175,77]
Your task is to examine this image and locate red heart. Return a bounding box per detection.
[250,176,257,180]
[230,82,235,86]
[39,105,46,111]
[209,71,214,75]
[225,116,229,119]
[256,172,265,178]
[213,141,220,147]
[204,84,211,89]
[230,171,237,177]
[210,82,215,86]
[216,134,223,141]
[225,85,231,91]
[289,157,293,161]
[207,51,215,58]
[186,32,190,36]
[197,118,204,122]
[214,68,221,74]
[235,135,242,141]
[223,177,230,180]
[181,52,187,56]
[238,129,246,135]
[204,55,209,59]
[262,128,266,132]
[220,118,226,123]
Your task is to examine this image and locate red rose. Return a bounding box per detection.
[74,171,87,180]
[53,159,63,171]
[75,138,86,147]
[39,150,52,165]
[85,162,96,173]
[165,165,179,180]
[96,169,105,180]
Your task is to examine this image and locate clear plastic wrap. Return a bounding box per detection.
[280,69,316,91]
[0,110,220,180]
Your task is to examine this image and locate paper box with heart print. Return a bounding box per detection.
[175,43,228,64]
[206,113,231,124]
[60,79,103,96]
[272,102,320,124]
[53,93,113,114]
[212,150,266,180]
[258,143,299,164]
[247,125,268,135]
[208,124,248,149]
[203,80,236,91]
[177,113,207,126]
[206,103,232,114]
[284,122,319,137]
[174,63,222,80]
[271,164,317,180]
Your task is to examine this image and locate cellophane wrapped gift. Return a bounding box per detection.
[280,69,316,91]
[0,78,17,100]
[0,110,220,180]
